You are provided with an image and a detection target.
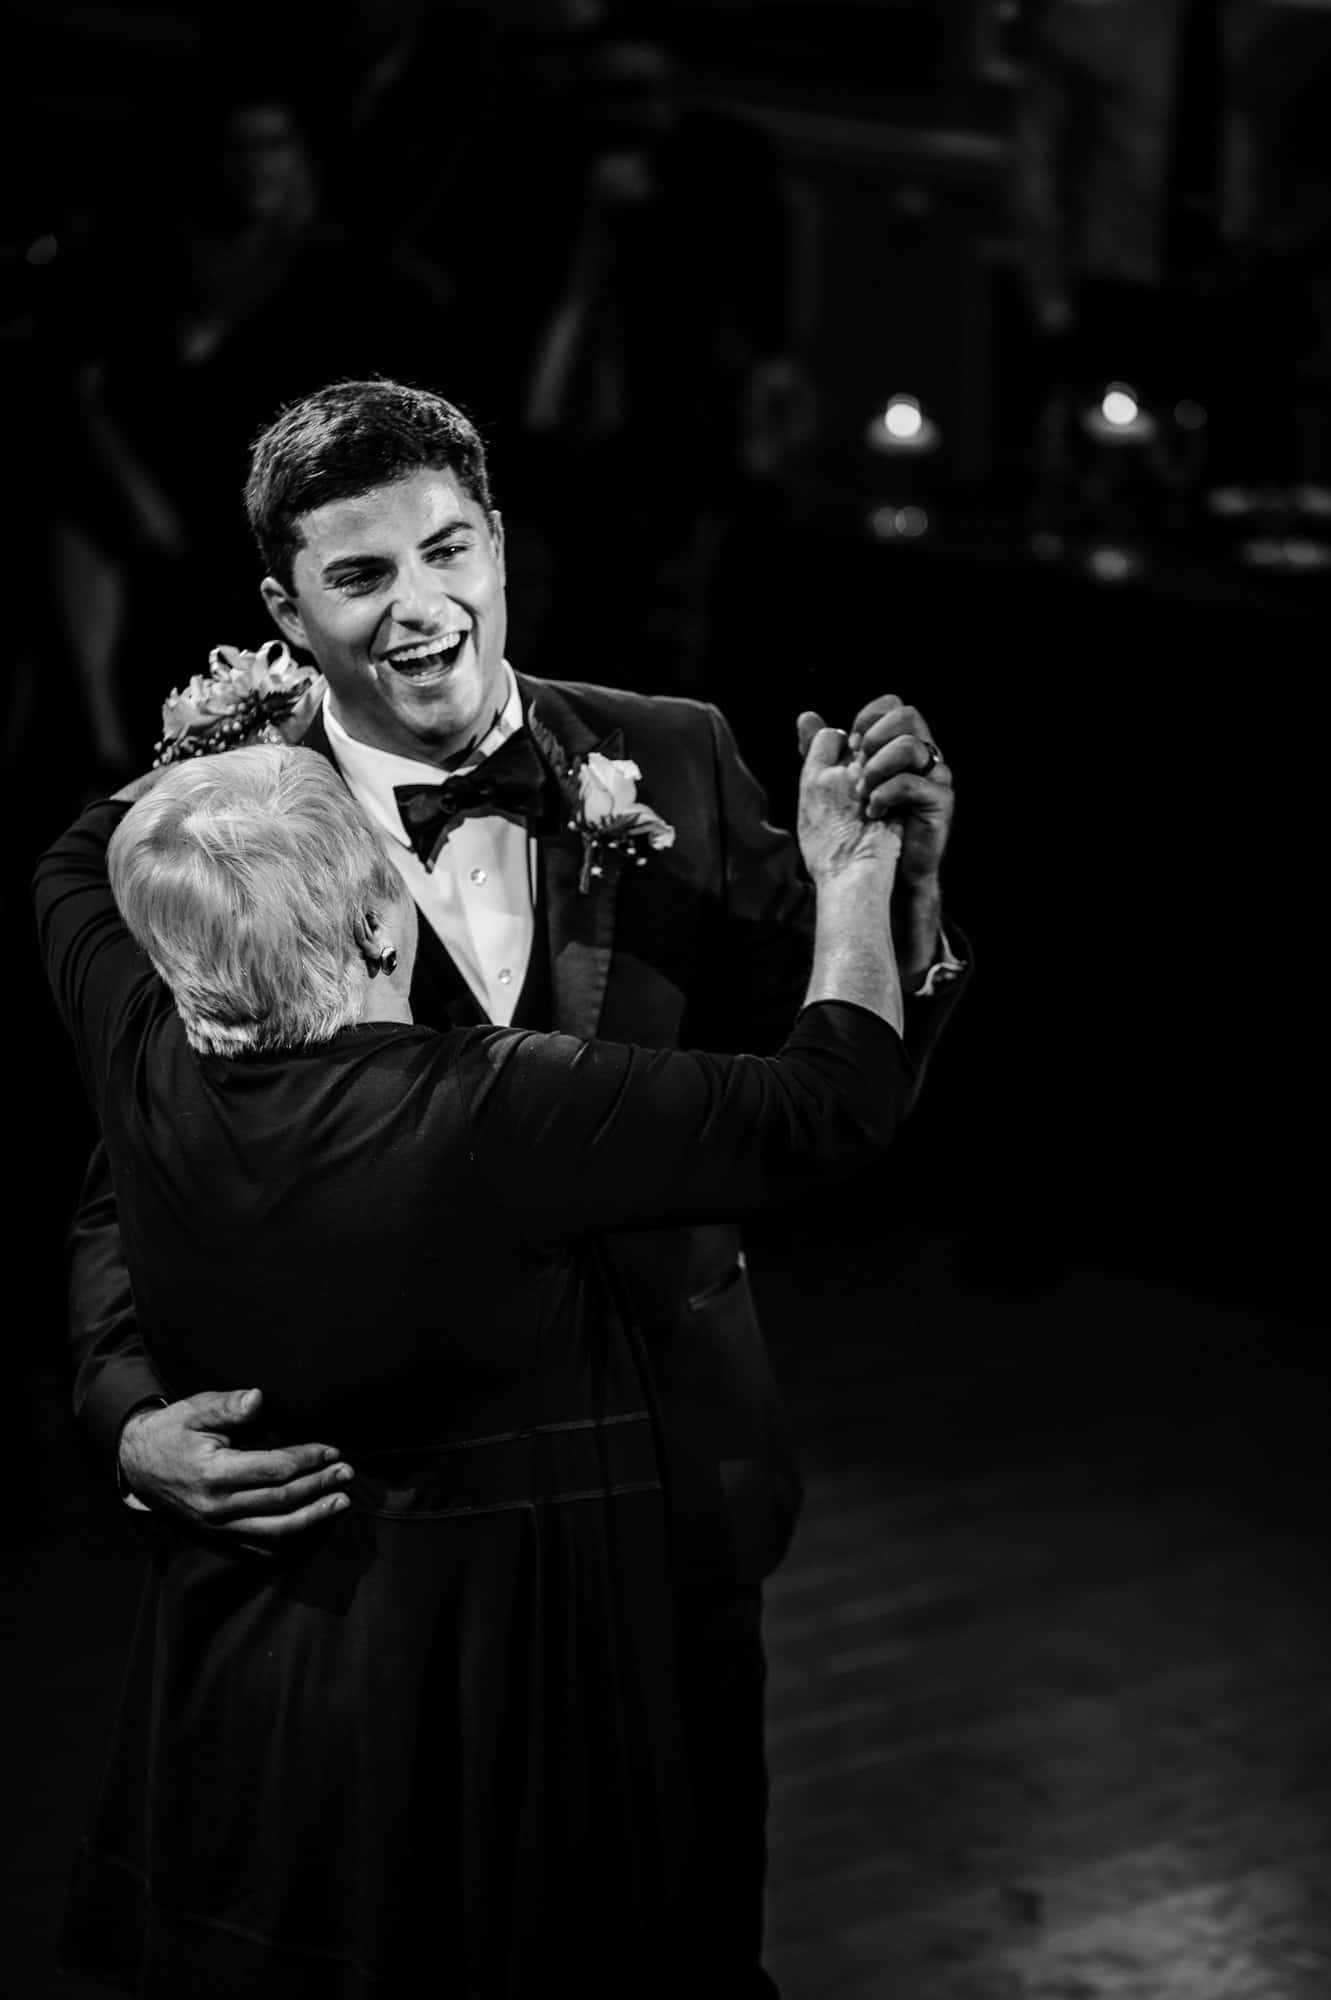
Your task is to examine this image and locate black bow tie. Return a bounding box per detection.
[393,731,552,871]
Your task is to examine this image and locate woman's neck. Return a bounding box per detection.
[358,984,414,1028]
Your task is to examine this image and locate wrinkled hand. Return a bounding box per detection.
[118,1388,352,1553]
[847,694,954,890]
[797,709,903,885]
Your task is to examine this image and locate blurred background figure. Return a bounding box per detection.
[3,189,108,814]
[314,0,510,251]
[46,63,457,787]
[1008,0,1331,556]
[465,8,812,693]
[1012,0,1260,404]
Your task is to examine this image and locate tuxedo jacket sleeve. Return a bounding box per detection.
[523,680,971,1587]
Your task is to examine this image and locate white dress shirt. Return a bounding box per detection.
[324,666,536,1025]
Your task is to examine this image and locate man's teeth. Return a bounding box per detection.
[388,634,465,665]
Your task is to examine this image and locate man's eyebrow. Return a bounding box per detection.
[321,548,387,580]
[419,518,476,550]
[319,519,475,581]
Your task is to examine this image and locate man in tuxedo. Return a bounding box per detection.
[68,378,967,1995]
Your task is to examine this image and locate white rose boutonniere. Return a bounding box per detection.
[155,642,322,765]
[523,710,675,893]
[568,750,676,893]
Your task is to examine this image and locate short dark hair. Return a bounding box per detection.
[245,379,494,590]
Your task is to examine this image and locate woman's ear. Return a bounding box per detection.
[354,910,398,978]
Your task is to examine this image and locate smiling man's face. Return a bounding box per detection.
[261,468,509,764]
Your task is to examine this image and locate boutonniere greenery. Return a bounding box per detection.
[527,711,675,893]
[155,642,322,765]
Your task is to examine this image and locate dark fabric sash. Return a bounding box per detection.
[344,1411,660,1520]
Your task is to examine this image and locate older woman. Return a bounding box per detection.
[35,736,908,2000]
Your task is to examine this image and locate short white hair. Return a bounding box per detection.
[108,745,402,1055]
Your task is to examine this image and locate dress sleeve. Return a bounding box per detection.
[32,798,164,1110]
[67,1138,169,1476]
[457,1000,915,1239]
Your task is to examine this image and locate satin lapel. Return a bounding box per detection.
[539,827,621,1039]
[517,675,625,1041]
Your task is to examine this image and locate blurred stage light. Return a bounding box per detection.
[1084,543,1143,584]
[867,394,940,455]
[885,396,922,441]
[1174,399,1207,431]
[1207,484,1264,516]
[26,234,58,266]
[1241,535,1331,572]
[1081,382,1156,444]
[1207,485,1331,573]
[868,503,931,541]
[1210,484,1331,529]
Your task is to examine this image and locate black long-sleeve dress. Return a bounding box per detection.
[34,797,914,2000]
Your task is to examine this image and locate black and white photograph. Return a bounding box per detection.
[4,3,1328,1995]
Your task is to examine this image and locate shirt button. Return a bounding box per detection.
[469,866,487,885]
[497,967,513,986]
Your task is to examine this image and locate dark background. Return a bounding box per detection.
[6,0,1325,1326]
[3,3,1328,1994]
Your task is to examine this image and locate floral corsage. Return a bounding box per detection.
[526,713,675,894]
[154,642,320,765]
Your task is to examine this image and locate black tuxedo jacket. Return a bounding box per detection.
[67,675,969,1589]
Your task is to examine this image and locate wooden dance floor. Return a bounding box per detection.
[757,1213,1331,2000]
